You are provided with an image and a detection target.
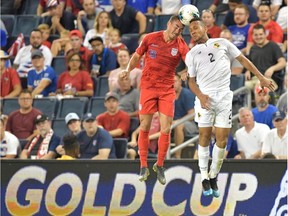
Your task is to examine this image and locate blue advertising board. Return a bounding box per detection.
[1,160,287,216]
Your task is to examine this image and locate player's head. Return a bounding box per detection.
[62,134,80,158]
[166,15,185,41]
[189,18,208,44]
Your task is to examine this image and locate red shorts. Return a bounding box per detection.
[139,88,175,117]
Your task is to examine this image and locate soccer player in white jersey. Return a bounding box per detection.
[185,18,276,198]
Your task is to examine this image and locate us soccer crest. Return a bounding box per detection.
[171,48,178,56]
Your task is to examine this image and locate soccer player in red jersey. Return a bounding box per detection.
[121,15,189,185]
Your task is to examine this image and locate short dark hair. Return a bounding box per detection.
[252,23,265,32]
[19,89,32,96]
[62,134,80,152]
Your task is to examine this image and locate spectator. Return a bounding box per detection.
[127,0,156,14]
[13,29,53,78]
[20,114,60,159]
[37,24,52,49]
[83,11,113,50]
[37,0,65,17]
[128,112,160,159]
[209,0,229,14]
[51,30,71,57]
[89,36,117,77]
[65,0,83,16]
[57,134,80,159]
[66,30,91,70]
[262,111,287,159]
[154,0,190,15]
[252,85,278,128]
[246,4,283,53]
[77,0,104,35]
[107,28,128,54]
[222,0,258,29]
[0,115,21,159]
[252,0,282,19]
[54,52,94,97]
[97,92,131,138]
[115,74,140,117]
[173,74,198,159]
[245,24,286,91]
[276,92,287,114]
[77,112,116,159]
[65,112,82,135]
[6,90,42,140]
[27,50,57,98]
[189,9,221,49]
[45,0,76,34]
[110,0,147,35]
[234,107,270,159]
[228,4,251,54]
[0,50,22,98]
[219,29,244,75]
[276,0,287,34]
[109,49,142,91]
[97,0,113,11]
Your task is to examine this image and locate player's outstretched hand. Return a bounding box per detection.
[120,70,129,79]
[259,77,278,92]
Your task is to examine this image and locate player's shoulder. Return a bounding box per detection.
[207,38,229,45]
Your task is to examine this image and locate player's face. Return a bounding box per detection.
[257,5,271,22]
[189,21,207,43]
[167,19,184,40]
[234,8,249,25]
[252,28,266,46]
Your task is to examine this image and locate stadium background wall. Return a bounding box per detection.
[1,160,287,216]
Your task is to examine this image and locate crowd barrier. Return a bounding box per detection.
[1,160,287,216]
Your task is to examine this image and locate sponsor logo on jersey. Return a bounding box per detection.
[171,48,178,56]
[198,112,201,118]
[213,43,220,48]
[149,50,157,59]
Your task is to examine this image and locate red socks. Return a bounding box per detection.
[138,130,149,168]
[157,132,170,167]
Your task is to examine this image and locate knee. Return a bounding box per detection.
[140,119,151,131]
[161,126,171,134]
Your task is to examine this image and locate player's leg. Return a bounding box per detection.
[209,91,233,197]
[138,88,157,181]
[154,89,175,185]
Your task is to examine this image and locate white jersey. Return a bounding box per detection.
[1,131,21,157]
[262,128,287,157]
[185,38,241,93]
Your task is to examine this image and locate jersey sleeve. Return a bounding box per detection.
[185,50,196,78]
[136,34,149,56]
[226,39,241,59]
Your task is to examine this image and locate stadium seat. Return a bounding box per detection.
[129,117,139,139]
[2,98,19,115]
[51,56,67,76]
[91,76,98,97]
[52,118,69,138]
[96,76,109,96]
[230,74,245,91]
[121,33,139,54]
[145,14,155,33]
[12,15,41,37]
[194,0,214,13]
[154,14,171,31]
[56,97,89,119]
[88,97,106,117]
[33,97,58,119]
[1,15,15,36]
[113,138,128,159]
[19,139,28,149]
[22,0,38,15]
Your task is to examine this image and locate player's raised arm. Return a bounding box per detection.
[236,54,277,92]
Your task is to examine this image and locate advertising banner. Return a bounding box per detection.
[1,160,287,216]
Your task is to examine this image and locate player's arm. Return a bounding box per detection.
[188,77,210,110]
[121,52,142,79]
[236,54,276,91]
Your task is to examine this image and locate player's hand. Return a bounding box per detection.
[199,94,211,110]
[259,77,277,92]
[120,70,129,79]
[181,72,188,81]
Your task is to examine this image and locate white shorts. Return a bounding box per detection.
[194,91,233,128]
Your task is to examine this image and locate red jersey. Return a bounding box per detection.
[247,20,283,43]
[136,31,189,89]
[97,110,130,138]
[57,70,93,93]
[1,68,21,97]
